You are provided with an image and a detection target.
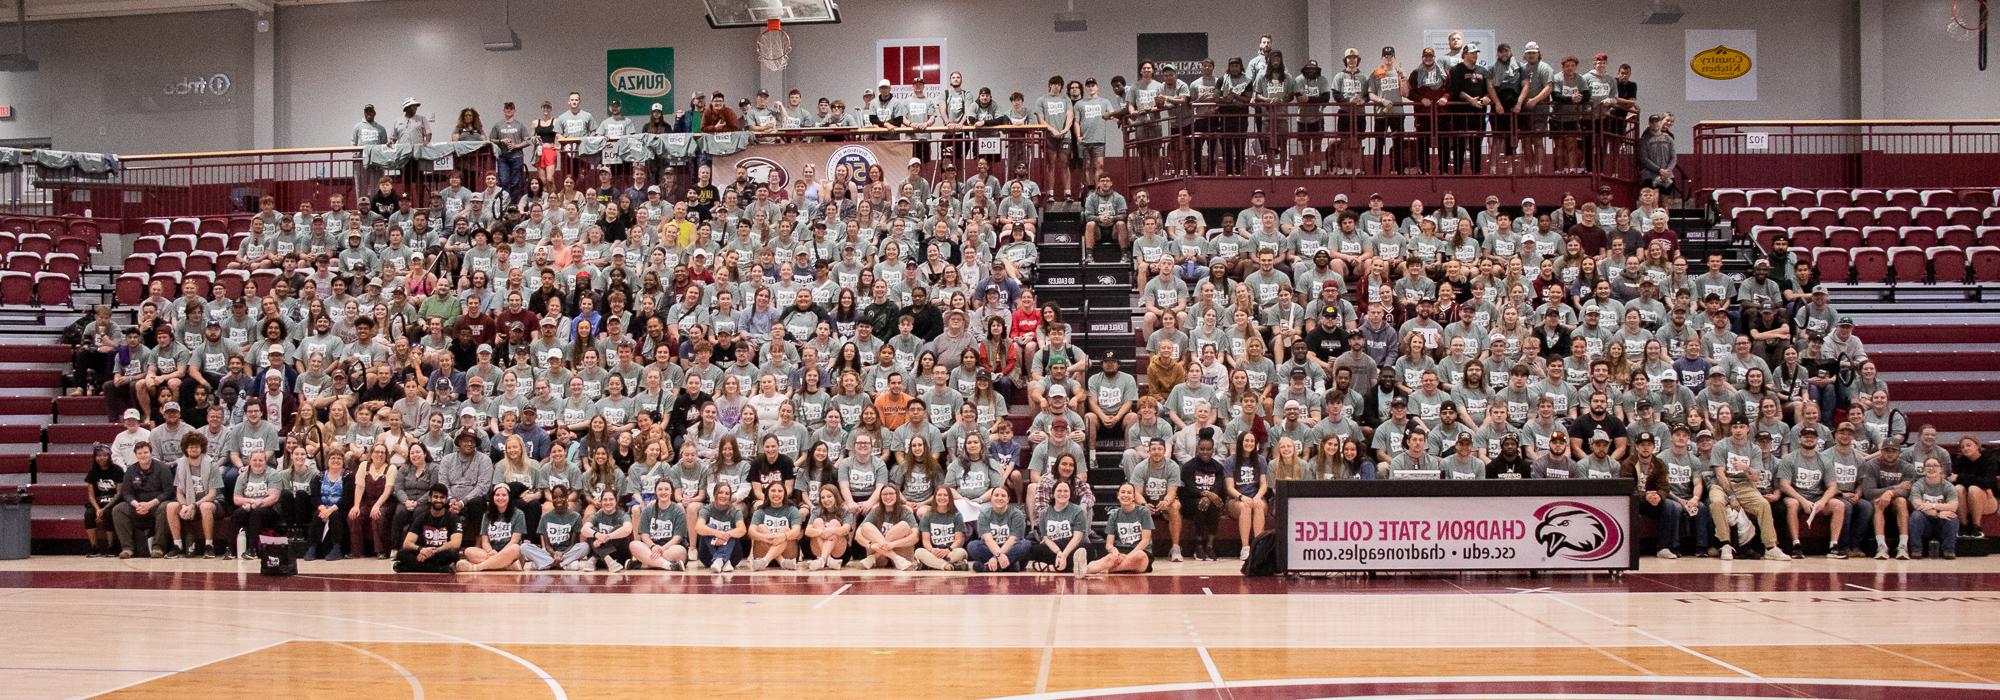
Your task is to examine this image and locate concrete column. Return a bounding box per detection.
[253,11,276,149]
[1856,0,1885,119]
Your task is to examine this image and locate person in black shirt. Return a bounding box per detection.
[1953,436,1997,538]
[1486,434,1533,479]
[748,435,797,511]
[1445,43,1496,174]
[394,485,463,573]
[83,444,125,557]
[1179,431,1228,561]
[1569,391,1629,460]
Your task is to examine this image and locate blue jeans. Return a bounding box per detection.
[1908,511,1960,552]
[698,537,738,564]
[497,152,526,197]
[1659,497,1711,552]
[1808,382,1838,427]
[968,538,1030,571]
[1836,498,1875,550]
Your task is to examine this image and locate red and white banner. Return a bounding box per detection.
[715,141,914,203]
[1287,494,1632,571]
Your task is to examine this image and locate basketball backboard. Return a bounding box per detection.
[704,0,840,28]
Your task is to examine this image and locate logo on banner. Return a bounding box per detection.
[1533,501,1623,561]
[737,156,789,192]
[610,67,672,98]
[827,145,877,189]
[1689,45,1752,80]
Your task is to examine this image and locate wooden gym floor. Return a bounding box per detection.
[3,556,1999,699]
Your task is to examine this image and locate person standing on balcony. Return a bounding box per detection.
[1366,47,1405,175]
[554,91,594,139]
[1489,44,1523,172]
[351,104,386,147]
[1445,43,1494,175]
[1407,47,1449,175]
[1515,42,1555,174]
[390,97,430,146]
[1332,49,1368,176]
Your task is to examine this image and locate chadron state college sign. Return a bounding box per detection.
[606,47,676,115]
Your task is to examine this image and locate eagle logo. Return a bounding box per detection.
[1533,501,1623,561]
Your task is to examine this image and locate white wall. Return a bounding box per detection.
[0,10,256,153]
[0,0,1992,154]
[1318,0,1860,134]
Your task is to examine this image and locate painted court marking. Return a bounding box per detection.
[84,638,291,699]
[812,583,853,609]
[1179,613,1226,692]
[989,675,2000,700]
[1542,594,1766,682]
[1845,583,1883,592]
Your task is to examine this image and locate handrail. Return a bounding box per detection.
[1698,119,2000,127]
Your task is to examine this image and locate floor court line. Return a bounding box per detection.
[1180,613,1227,694]
[1540,594,1770,683]
[326,641,426,700]
[812,582,852,609]
[81,638,291,700]
[1846,583,1884,592]
[1453,582,1657,676]
[1034,596,1061,694]
[992,674,2000,700]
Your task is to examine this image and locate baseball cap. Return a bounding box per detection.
[476,343,493,354]
[877,78,892,88]
[1344,48,1360,58]
[1590,430,1611,443]
[1333,193,1349,202]
[1421,47,1436,57]
[122,408,142,421]
[1594,52,1609,61]
[1051,418,1070,431]
[1524,41,1542,53]
[1633,431,1655,444]
[161,402,181,413]
[1381,46,1396,56]
[908,157,922,166]
[1284,400,1302,411]
[650,102,664,112]
[1046,384,1068,398]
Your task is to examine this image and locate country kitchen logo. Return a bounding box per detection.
[1690,45,1752,80]
[610,66,672,98]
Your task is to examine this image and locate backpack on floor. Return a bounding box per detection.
[259,533,297,577]
[1240,531,1284,577]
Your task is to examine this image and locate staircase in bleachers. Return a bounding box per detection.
[1853,315,2000,447]
[1715,187,2000,309]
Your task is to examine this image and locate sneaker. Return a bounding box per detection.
[807,558,824,571]
[1656,548,1680,560]
[1928,542,1942,559]
[1720,545,1734,560]
[1767,550,1792,562]
[711,558,728,571]
[1702,547,1718,558]
[1874,548,1890,560]
[148,547,165,559]
[117,549,133,559]
[324,547,344,562]
[952,562,972,572]
[302,549,319,561]
[1943,550,1957,560]
[1170,545,1183,563]
[721,560,735,573]
[200,546,216,560]
[84,550,100,558]
[746,558,767,572]
[1896,545,1910,560]
[1965,524,1986,539]
[892,555,915,571]
[1072,549,1090,577]
[242,551,259,561]
[1827,549,1848,560]
[606,557,625,573]
[857,557,876,570]
[665,562,684,572]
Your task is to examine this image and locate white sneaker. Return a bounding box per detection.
[746,558,767,572]
[807,557,824,571]
[1170,545,1183,563]
[583,559,598,572]
[563,560,585,572]
[892,555,915,570]
[1767,550,1791,562]
[605,557,625,573]
[1072,549,1090,577]
[778,558,798,570]
[1720,545,1735,561]
[721,560,735,573]
[1656,548,1680,560]
[1238,548,1250,561]
[1874,548,1890,560]
[857,557,876,570]
[1896,545,1910,560]
[711,558,727,570]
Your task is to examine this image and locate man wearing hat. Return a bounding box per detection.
[438,428,496,534]
[1822,422,1873,558]
[1513,41,1555,172]
[1621,431,1672,549]
[1329,48,1369,173]
[148,399,194,464]
[1653,423,1711,558]
[1580,429,1622,479]
[1407,46,1449,175]
[1443,41,1495,174]
[110,408,153,469]
[1775,424,1836,559]
[1369,47,1407,173]
[1857,438,1912,559]
[393,484,464,573]
[1084,352,1139,454]
[1708,416,1789,560]
[389,97,430,146]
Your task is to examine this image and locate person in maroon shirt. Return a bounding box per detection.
[454,299,498,347]
[1567,201,1608,256]
[701,91,743,134]
[493,290,539,342]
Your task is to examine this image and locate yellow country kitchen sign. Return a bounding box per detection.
[1690,45,1752,80]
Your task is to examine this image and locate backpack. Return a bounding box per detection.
[1240,530,1284,577]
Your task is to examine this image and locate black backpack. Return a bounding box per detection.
[1240,530,1284,577]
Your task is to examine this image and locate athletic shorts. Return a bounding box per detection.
[1080,142,1106,159]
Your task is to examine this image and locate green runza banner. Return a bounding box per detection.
[607,47,676,115]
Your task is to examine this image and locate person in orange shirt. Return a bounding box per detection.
[875,373,914,431]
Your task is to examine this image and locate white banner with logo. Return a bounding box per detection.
[1685,29,1758,101]
[1287,494,1632,571]
[715,141,915,202]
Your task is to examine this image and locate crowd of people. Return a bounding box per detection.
[59,33,1991,576]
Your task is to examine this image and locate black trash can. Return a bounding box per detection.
[0,494,32,560]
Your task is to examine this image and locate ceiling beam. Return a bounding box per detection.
[0,0,381,23]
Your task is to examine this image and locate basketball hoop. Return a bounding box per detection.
[756,19,792,71]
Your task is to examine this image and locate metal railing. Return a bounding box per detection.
[1119,102,1639,187]
[1691,119,2000,192]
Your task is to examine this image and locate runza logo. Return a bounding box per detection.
[1533,501,1622,561]
[610,67,672,98]
[1689,45,1752,81]
[736,157,789,192]
[826,145,877,189]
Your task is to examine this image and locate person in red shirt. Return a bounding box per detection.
[1567,201,1608,256]
[701,91,743,134]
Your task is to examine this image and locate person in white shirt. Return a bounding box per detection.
[109,408,152,469]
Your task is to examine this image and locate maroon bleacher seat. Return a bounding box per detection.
[167,218,197,237]
[1815,248,1852,284]
[1887,189,1922,208]
[1930,247,1968,284]
[249,269,278,296]
[53,237,90,258]
[31,220,61,236]
[0,453,28,478]
[5,252,39,276]
[115,272,146,306]
[148,270,182,292]
[1817,189,1853,208]
[181,272,213,299]
[28,483,86,507]
[42,252,81,280]
[217,269,249,299]
[53,395,105,421]
[228,218,252,234]
[34,273,70,306]
[1913,207,1947,227]
[1966,190,1998,209]
[152,251,185,276]
[0,233,14,258]
[139,218,169,238]
[122,253,154,276]
[1826,227,1863,250]
[199,217,231,235]
[163,234,196,254]
[1921,189,1959,207]
[1872,207,1912,229]
[1941,226,1977,249]
[46,423,118,447]
[1733,208,1769,231]
[1852,247,1890,283]
[1837,207,1872,228]
[197,233,229,254]
[1747,189,1780,209]
[1888,246,1928,284]
[0,272,35,305]
[0,424,38,449]
[1791,228,1827,251]
[34,451,92,475]
[1714,189,1749,218]
[1862,227,1900,249]
[0,218,28,234]
[66,220,100,245]
[15,233,51,256]
[1801,207,1836,228]
[132,236,163,256]
[1752,227,1786,253]
[1780,187,1817,208]
[1900,227,1939,249]
[1972,247,2000,282]
[1946,207,1983,227]
[185,251,217,274]
[1767,207,1803,228]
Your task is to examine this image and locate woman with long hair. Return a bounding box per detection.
[970,485,1030,572]
[1225,430,1270,560]
[458,483,525,572]
[628,479,689,571]
[745,481,803,571]
[854,484,919,570]
[803,483,853,570]
[913,488,968,571]
[1029,480,1089,573]
[1033,452,1094,522]
[1089,483,1154,575]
